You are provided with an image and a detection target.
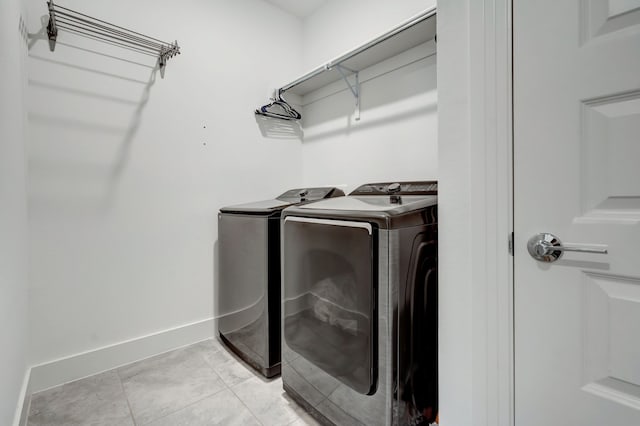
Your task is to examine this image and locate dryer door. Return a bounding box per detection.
[282,217,376,395]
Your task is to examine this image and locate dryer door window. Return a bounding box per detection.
[283,217,376,395]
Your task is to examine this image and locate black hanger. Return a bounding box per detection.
[255,90,302,121]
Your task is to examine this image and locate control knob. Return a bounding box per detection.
[388,183,402,204]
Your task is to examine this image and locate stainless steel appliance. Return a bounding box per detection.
[281,181,438,425]
[217,187,344,378]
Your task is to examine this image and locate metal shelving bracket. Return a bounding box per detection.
[159,41,180,78]
[46,0,58,51]
[334,64,360,121]
[260,8,436,123]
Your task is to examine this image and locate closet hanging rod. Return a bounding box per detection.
[46,0,181,77]
[279,7,436,93]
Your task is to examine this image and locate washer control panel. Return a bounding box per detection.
[350,181,437,196]
[276,187,344,203]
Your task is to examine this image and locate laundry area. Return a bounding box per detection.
[4,0,640,425]
[2,0,440,424]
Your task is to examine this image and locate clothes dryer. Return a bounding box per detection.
[281,182,438,425]
[218,187,344,378]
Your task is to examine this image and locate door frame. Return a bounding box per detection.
[438,0,514,425]
[469,0,514,424]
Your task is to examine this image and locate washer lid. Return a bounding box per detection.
[287,194,436,216]
[282,181,437,228]
[220,187,345,215]
[349,181,437,196]
[220,199,294,215]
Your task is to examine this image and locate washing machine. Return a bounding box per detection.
[281,181,438,425]
[218,187,344,378]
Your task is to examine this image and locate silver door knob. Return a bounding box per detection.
[527,232,608,263]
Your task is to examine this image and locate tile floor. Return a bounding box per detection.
[28,339,321,426]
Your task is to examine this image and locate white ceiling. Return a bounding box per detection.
[263,0,328,18]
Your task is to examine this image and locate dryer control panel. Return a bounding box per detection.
[350,181,438,196]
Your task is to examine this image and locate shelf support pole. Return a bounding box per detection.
[335,64,360,121]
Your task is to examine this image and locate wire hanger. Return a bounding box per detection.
[255,89,302,121]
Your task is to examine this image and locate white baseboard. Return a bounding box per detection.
[29,318,215,394]
[13,368,31,426]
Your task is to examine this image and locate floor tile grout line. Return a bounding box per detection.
[28,371,137,426]
[116,367,138,426]
[124,347,230,426]
[227,382,268,426]
[197,344,245,390]
[285,415,305,426]
[223,372,255,388]
[28,339,284,426]
[137,385,230,426]
[197,339,259,388]
[205,338,283,424]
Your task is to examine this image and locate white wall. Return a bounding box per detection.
[0,0,29,422]
[26,0,304,381]
[301,0,437,71]
[298,0,437,192]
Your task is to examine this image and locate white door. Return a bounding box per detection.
[514,1,640,425]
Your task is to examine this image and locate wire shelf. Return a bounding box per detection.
[46,0,181,77]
